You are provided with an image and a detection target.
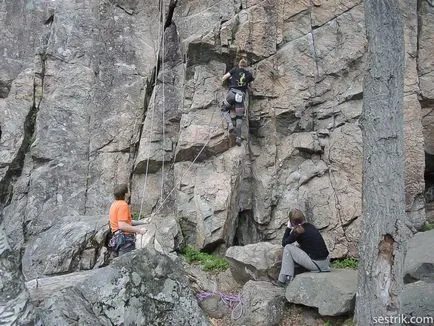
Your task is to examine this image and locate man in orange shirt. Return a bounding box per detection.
[108,184,147,256]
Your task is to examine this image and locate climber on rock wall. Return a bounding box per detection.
[221,58,254,146]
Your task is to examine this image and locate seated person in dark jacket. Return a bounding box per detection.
[278,208,330,285]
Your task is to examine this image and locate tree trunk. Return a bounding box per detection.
[355,1,408,325]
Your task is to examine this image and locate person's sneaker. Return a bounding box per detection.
[236,137,242,146]
[228,125,235,134]
[271,280,285,287]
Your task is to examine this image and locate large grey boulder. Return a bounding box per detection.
[22,215,109,280]
[402,281,434,323]
[404,230,434,283]
[285,269,357,316]
[233,280,286,326]
[33,247,209,326]
[225,242,282,283]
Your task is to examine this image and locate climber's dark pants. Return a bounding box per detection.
[221,88,246,139]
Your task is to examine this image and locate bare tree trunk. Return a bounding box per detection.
[355,1,408,325]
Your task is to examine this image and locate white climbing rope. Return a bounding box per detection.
[151,106,219,217]
[160,0,166,203]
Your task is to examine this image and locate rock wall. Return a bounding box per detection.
[0,0,431,282]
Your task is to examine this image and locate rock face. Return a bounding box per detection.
[22,215,109,280]
[0,0,432,323]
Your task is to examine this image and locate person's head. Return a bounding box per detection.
[289,208,305,226]
[113,183,129,200]
[238,58,248,68]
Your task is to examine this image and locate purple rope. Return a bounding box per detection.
[196,291,241,308]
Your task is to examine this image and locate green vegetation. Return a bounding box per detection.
[422,221,433,231]
[323,321,333,326]
[132,212,145,220]
[331,258,359,269]
[181,246,229,272]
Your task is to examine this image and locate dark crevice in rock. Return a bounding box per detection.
[0,79,12,98]
[44,14,54,25]
[424,152,434,222]
[131,67,156,177]
[0,88,40,213]
[342,91,363,102]
[115,4,134,15]
[164,0,178,29]
[233,210,261,246]
[202,239,225,253]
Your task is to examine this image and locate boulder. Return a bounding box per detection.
[32,248,208,325]
[225,242,282,283]
[404,230,434,283]
[402,281,434,322]
[285,269,357,316]
[233,280,286,326]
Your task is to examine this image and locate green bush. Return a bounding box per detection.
[182,246,229,272]
[331,258,359,269]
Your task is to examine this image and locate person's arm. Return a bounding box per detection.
[282,227,298,246]
[119,221,147,234]
[222,72,231,83]
[117,203,147,234]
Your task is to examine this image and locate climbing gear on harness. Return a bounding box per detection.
[108,230,135,252]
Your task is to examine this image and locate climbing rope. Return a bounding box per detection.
[151,107,219,217]
[196,290,244,320]
[160,0,166,203]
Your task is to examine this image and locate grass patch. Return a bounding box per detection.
[422,222,433,231]
[331,258,359,269]
[181,245,229,272]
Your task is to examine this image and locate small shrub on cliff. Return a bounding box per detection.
[331,258,359,269]
[182,246,229,272]
[422,222,433,231]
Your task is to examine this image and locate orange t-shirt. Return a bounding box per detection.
[109,200,132,233]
